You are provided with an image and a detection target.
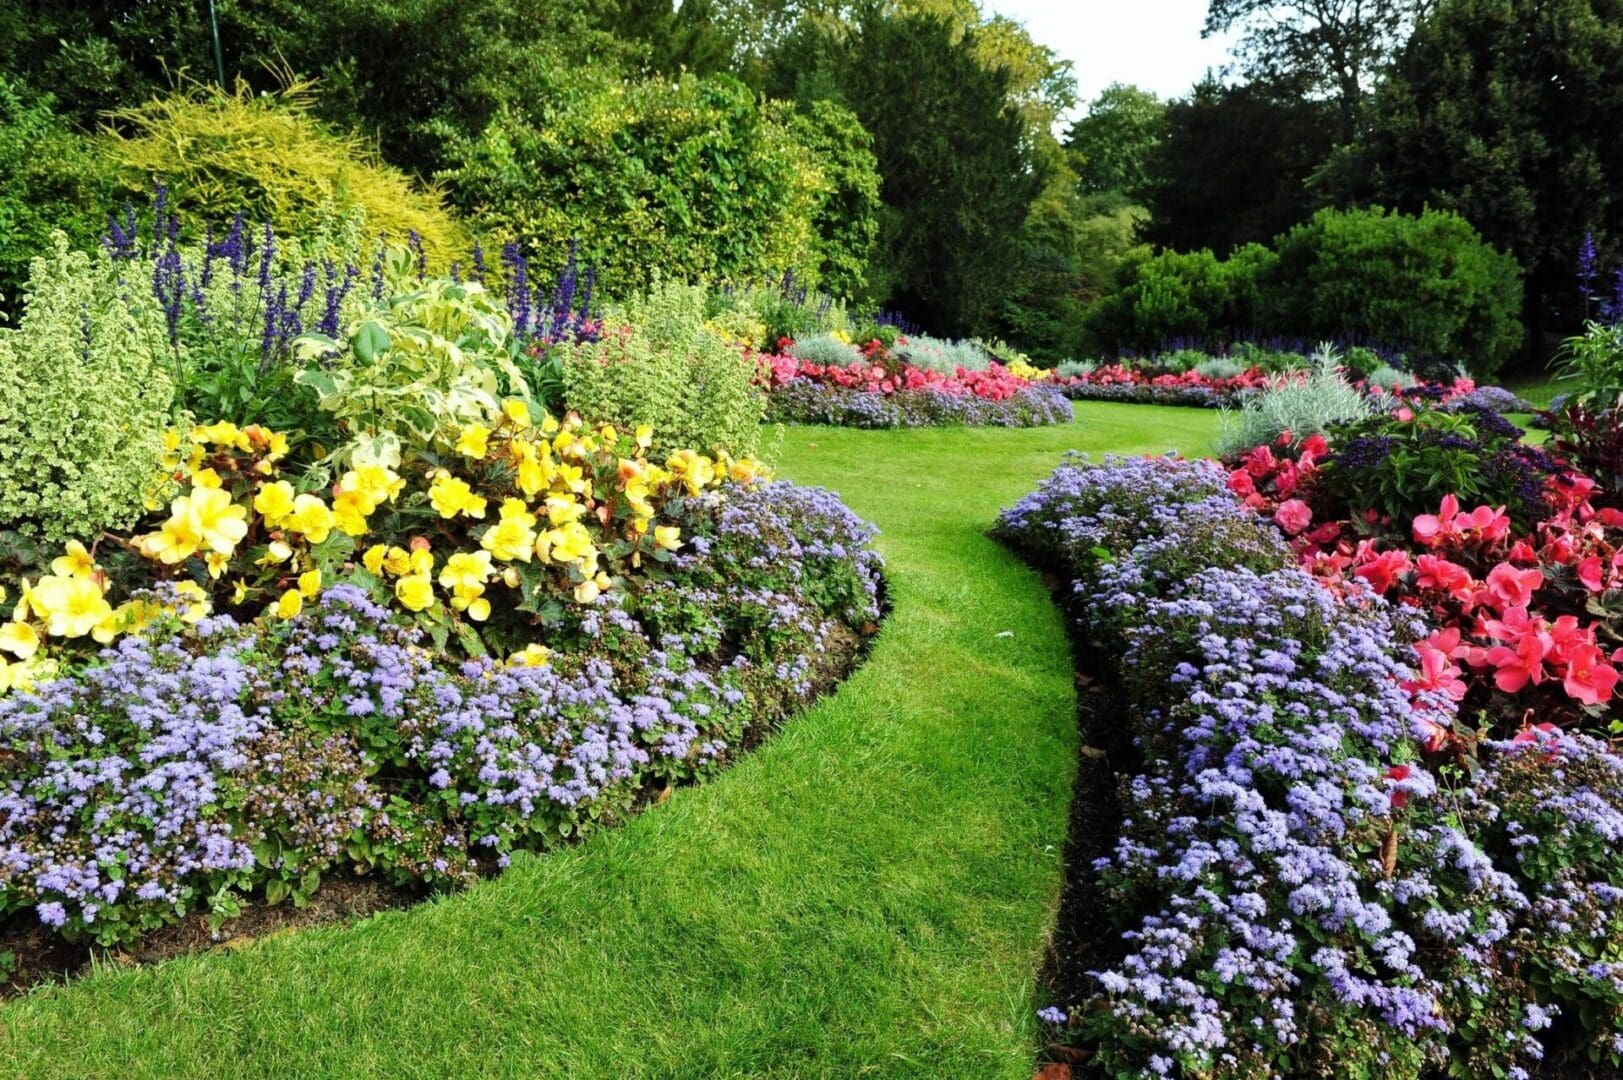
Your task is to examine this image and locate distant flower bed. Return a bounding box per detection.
[1046,361,1524,412]
[998,453,1623,1077]
[761,343,1072,428]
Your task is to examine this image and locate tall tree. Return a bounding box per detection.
[1139,77,1338,255]
[836,8,1043,333]
[1352,0,1623,340]
[1066,84,1166,197]
[1204,0,1431,139]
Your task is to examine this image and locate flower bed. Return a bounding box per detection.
[997,454,1623,1077]
[0,223,888,973]
[760,350,1072,428]
[1046,362,1525,412]
[0,427,882,960]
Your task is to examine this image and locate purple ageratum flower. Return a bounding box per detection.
[995,456,1595,1075]
[1037,1006,1068,1025]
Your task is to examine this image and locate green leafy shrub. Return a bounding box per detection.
[563,281,766,456]
[441,73,872,298]
[1262,207,1523,377]
[102,81,470,267]
[1083,244,1275,354]
[0,235,174,541]
[710,279,850,346]
[293,248,532,468]
[0,79,120,310]
[897,334,991,374]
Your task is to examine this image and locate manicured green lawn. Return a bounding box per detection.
[0,403,1217,1079]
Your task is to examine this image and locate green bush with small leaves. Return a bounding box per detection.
[563,281,767,456]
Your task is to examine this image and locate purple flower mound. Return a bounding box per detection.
[766,379,1072,428]
[997,456,1623,1077]
[0,489,884,950]
[1058,382,1233,408]
[1442,385,1534,415]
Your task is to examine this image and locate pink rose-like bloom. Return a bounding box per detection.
[1274,499,1313,536]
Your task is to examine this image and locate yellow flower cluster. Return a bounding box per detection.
[0,542,209,692]
[1,403,770,693]
[1005,357,1044,381]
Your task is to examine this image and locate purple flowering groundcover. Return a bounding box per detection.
[0,482,885,990]
[995,454,1623,1079]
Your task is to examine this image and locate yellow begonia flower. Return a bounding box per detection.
[498,498,537,528]
[383,547,413,576]
[298,569,322,598]
[51,541,97,580]
[395,574,435,612]
[30,575,113,639]
[654,526,682,552]
[231,580,249,605]
[140,498,205,565]
[635,424,653,450]
[254,481,297,526]
[502,399,532,429]
[273,589,303,620]
[428,473,488,520]
[339,465,404,508]
[409,547,435,576]
[362,544,387,574]
[545,496,585,527]
[516,455,551,497]
[0,621,40,659]
[205,552,230,579]
[191,468,224,490]
[439,551,495,592]
[545,522,597,565]
[481,518,537,563]
[258,540,293,567]
[461,595,491,622]
[573,578,601,604]
[510,643,550,667]
[284,494,335,545]
[456,424,491,459]
[193,421,242,447]
[190,486,250,555]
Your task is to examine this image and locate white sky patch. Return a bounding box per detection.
[981,0,1241,118]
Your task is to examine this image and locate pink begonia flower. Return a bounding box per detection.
[1485,633,1550,694]
[1353,548,1411,595]
[1387,764,1413,809]
[1578,555,1607,592]
[1483,563,1543,610]
[1405,639,1469,702]
[1273,499,1313,536]
[1562,642,1620,705]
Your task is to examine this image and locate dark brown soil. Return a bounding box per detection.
[0,587,885,999]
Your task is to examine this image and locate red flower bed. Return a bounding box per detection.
[1230,430,1623,739]
[763,345,1034,402]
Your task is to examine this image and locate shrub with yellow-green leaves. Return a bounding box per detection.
[102,80,471,268]
[0,234,175,544]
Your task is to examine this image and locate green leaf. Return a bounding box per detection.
[353,321,392,364]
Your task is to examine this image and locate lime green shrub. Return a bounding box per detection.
[441,73,878,298]
[0,235,174,541]
[101,81,470,267]
[563,282,766,456]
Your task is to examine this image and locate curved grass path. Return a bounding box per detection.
[0,403,1218,1079]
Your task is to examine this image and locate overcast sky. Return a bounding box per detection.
[981,0,1239,115]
